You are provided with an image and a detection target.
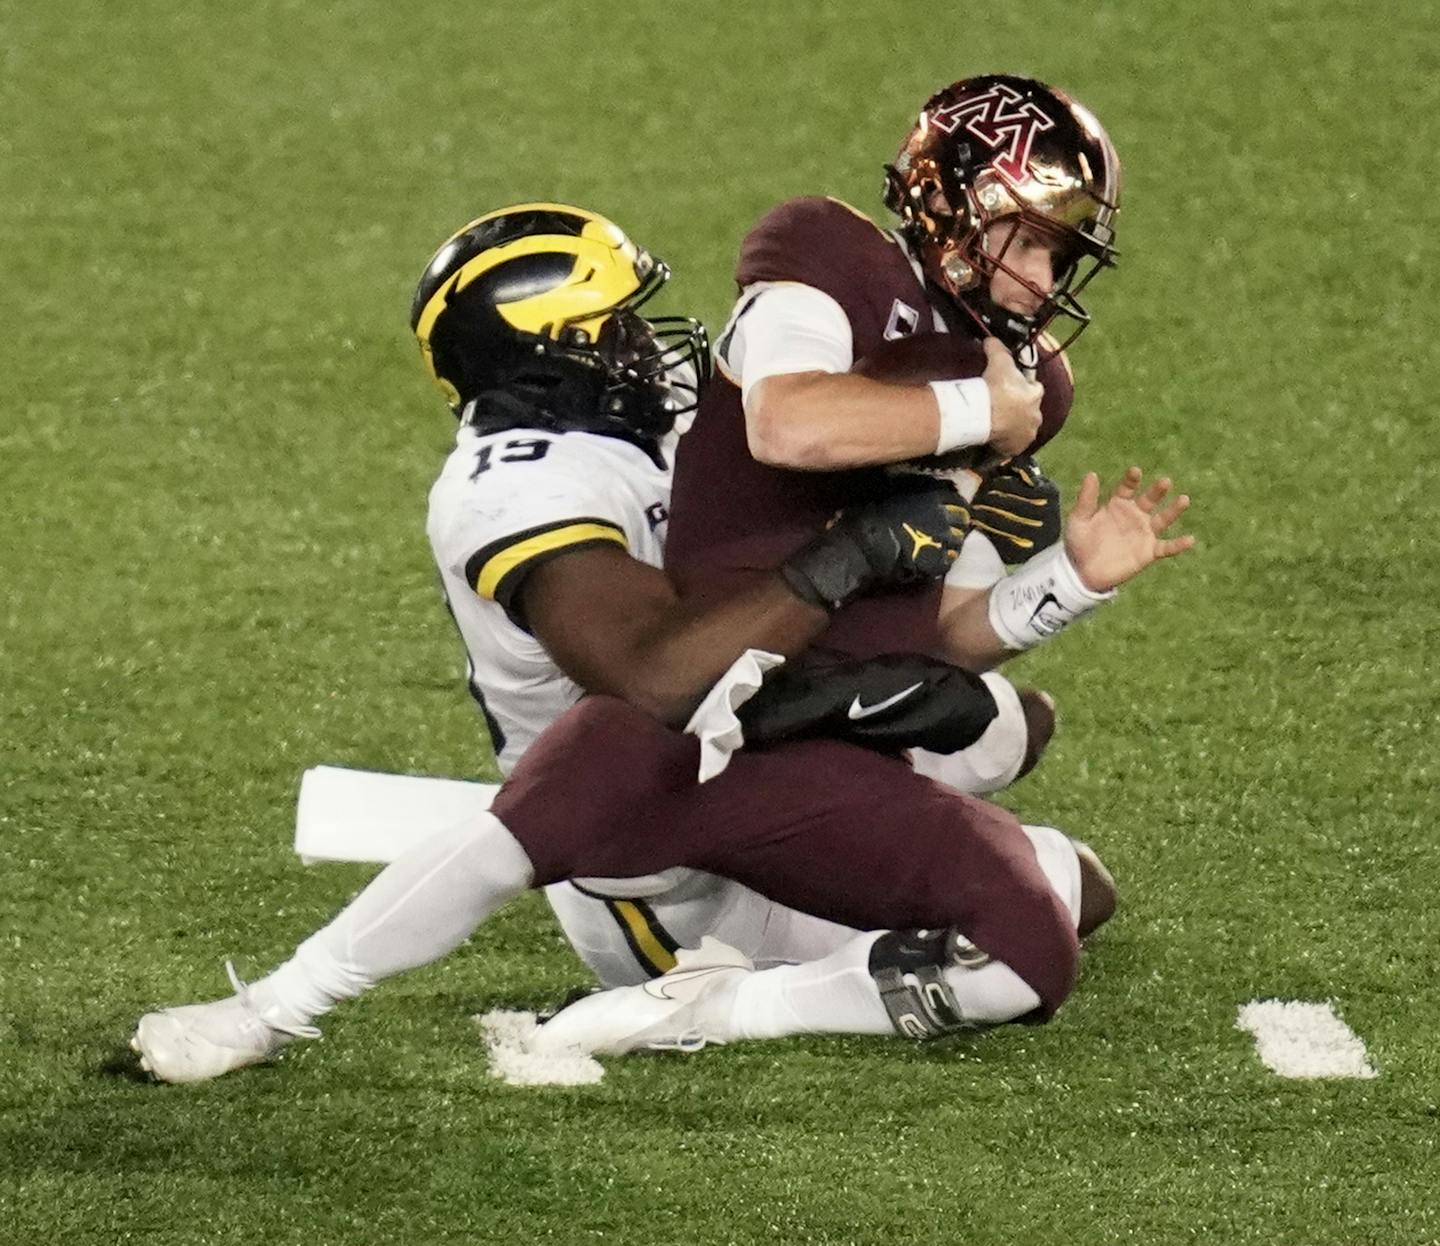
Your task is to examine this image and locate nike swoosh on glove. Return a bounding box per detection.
[737,653,999,755]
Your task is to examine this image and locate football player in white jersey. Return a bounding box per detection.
[414,205,1001,986]
[131,204,1190,1082]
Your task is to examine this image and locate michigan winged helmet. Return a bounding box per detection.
[884,75,1122,354]
[410,203,709,443]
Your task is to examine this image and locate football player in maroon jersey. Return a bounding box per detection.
[666,74,1124,670]
[520,76,1176,1054]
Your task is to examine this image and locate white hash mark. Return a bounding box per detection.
[1236,999,1378,1080]
[474,1009,605,1087]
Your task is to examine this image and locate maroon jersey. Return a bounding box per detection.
[665,196,1074,662]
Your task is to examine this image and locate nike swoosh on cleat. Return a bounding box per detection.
[847,681,924,721]
[641,966,733,1001]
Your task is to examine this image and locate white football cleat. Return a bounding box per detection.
[131,962,319,1085]
[533,937,753,1057]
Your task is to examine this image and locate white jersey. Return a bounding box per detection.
[425,412,1036,988]
[427,422,672,777]
[423,417,826,986]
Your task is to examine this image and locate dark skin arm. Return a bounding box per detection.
[521,545,827,726]
[517,477,970,725]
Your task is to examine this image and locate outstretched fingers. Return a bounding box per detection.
[1111,465,1144,502]
[1135,476,1173,515]
[1153,492,1190,532]
[1154,533,1197,560]
[1072,470,1101,519]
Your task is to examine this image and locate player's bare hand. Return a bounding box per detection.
[982,337,1043,457]
[1063,467,1195,593]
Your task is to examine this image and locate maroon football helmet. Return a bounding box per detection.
[884,75,1121,356]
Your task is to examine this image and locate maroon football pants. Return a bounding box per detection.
[492,696,1079,1017]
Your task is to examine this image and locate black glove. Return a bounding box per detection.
[970,455,1061,565]
[737,653,999,755]
[780,478,970,611]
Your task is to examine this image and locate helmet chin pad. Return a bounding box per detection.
[957,288,1038,354]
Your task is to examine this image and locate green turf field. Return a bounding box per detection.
[4,1,1438,1241]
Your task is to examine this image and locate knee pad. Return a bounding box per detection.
[909,672,1031,794]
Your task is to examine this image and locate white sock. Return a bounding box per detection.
[247,813,533,1031]
[716,829,1083,1044]
[721,933,894,1040]
[719,929,1043,1040]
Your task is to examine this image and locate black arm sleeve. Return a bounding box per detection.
[736,653,998,756]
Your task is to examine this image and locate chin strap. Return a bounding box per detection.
[956,286,1038,359]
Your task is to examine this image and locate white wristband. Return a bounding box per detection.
[928,377,991,454]
[987,543,1115,651]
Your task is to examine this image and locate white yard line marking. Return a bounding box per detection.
[474,1010,605,1087]
[1236,1000,1377,1080]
